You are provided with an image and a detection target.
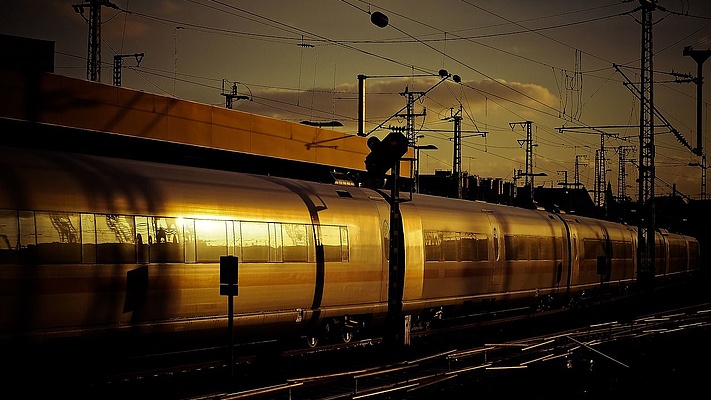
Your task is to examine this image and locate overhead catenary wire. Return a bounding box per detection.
[57,0,710,196]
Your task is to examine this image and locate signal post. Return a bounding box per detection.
[364,130,410,347]
[219,255,239,382]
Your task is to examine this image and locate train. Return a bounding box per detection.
[0,144,701,358]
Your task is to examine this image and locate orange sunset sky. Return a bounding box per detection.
[2,0,711,199]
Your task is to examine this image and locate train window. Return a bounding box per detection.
[670,243,685,261]
[19,210,36,262]
[233,221,242,260]
[504,235,517,260]
[518,236,530,260]
[460,232,476,261]
[690,242,699,268]
[505,235,535,261]
[423,230,489,262]
[340,226,349,262]
[195,219,227,263]
[442,232,459,261]
[583,239,604,260]
[477,235,489,261]
[81,213,96,264]
[227,221,237,257]
[96,214,136,264]
[530,237,541,260]
[35,211,81,263]
[539,237,552,260]
[0,209,18,263]
[424,231,442,262]
[241,221,269,263]
[150,217,185,263]
[184,219,196,263]
[135,216,149,264]
[282,223,310,262]
[269,223,283,263]
[321,225,345,262]
[554,237,563,260]
[610,241,623,259]
[307,225,316,262]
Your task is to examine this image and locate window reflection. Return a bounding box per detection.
[424,231,441,262]
[0,209,18,263]
[241,221,269,262]
[282,223,309,262]
[19,210,35,262]
[96,214,136,263]
[35,212,81,263]
[150,217,184,263]
[195,219,227,263]
[81,213,96,264]
[0,208,349,266]
[321,225,346,262]
[135,216,149,264]
[424,230,488,262]
[442,232,459,261]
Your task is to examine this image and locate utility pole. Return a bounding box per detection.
[574,154,588,188]
[688,154,707,200]
[557,170,569,187]
[617,146,635,201]
[73,0,119,82]
[445,105,464,198]
[221,80,250,109]
[593,132,618,207]
[594,146,605,207]
[113,53,144,86]
[397,86,427,146]
[637,0,657,284]
[510,121,537,196]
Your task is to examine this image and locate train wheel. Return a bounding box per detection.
[306,336,319,348]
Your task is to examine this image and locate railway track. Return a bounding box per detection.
[205,301,711,400]
[67,290,711,400]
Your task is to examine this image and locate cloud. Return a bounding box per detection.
[230,76,559,136]
[471,79,558,110]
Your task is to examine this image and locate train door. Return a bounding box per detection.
[553,214,575,295]
[483,210,503,286]
[371,197,392,302]
[399,201,425,303]
[598,227,612,283]
[658,231,669,276]
[566,223,580,290]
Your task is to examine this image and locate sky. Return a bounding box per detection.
[2,0,711,200]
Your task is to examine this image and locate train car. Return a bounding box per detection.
[0,145,701,357]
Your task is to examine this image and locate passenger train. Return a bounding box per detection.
[0,145,701,356]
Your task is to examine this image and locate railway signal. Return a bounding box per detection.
[364,130,408,188]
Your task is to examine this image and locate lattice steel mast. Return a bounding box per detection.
[73,0,119,82]
[637,0,656,284]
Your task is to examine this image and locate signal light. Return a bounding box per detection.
[364,131,409,188]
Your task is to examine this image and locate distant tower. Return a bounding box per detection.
[113,53,144,86]
[73,0,119,82]
[221,80,249,109]
[617,146,634,201]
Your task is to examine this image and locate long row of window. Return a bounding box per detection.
[0,209,349,265]
[504,235,563,261]
[582,238,634,261]
[424,230,489,262]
